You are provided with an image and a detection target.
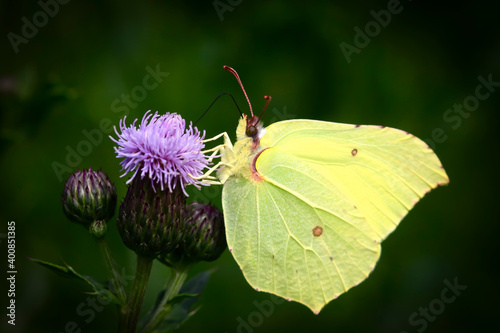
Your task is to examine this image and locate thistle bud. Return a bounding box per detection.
[89,220,107,239]
[61,169,117,229]
[165,202,226,265]
[117,176,187,258]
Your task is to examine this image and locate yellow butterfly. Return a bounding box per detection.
[198,66,449,313]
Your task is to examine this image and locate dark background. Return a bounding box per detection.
[1,1,499,332]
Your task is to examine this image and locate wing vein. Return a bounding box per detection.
[256,184,261,287]
[263,172,375,241]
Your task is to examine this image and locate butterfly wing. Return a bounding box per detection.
[222,119,448,313]
[222,151,381,314]
[259,120,449,240]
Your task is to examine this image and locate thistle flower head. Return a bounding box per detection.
[181,202,226,262]
[163,201,226,265]
[110,111,210,196]
[117,176,187,258]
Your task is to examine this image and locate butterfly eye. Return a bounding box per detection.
[246,126,258,137]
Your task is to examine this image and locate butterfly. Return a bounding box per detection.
[198,66,449,313]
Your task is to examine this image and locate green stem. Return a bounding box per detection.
[140,264,190,333]
[97,238,127,305]
[119,255,154,333]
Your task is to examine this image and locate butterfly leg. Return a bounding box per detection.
[202,131,232,147]
[196,179,222,185]
[193,131,237,185]
[202,132,234,164]
[202,148,223,164]
[189,159,235,185]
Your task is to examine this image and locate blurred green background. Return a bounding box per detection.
[1,0,499,332]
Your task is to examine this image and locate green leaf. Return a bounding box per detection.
[152,304,200,333]
[140,271,211,333]
[174,271,210,310]
[28,257,121,305]
[167,293,198,305]
[155,271,210,332]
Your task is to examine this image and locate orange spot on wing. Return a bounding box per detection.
[312,226,323,237]
[252,171,263,182]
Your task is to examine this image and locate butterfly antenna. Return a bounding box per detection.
[223,65,254,117]
[194,92,243,125]
[258,95,272,121]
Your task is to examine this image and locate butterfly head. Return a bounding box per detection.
[245,115,261,137]
[236,114,265,143]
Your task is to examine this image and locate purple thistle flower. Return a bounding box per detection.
[110,111,210,196]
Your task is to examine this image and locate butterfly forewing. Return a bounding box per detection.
[259,120,449,240]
